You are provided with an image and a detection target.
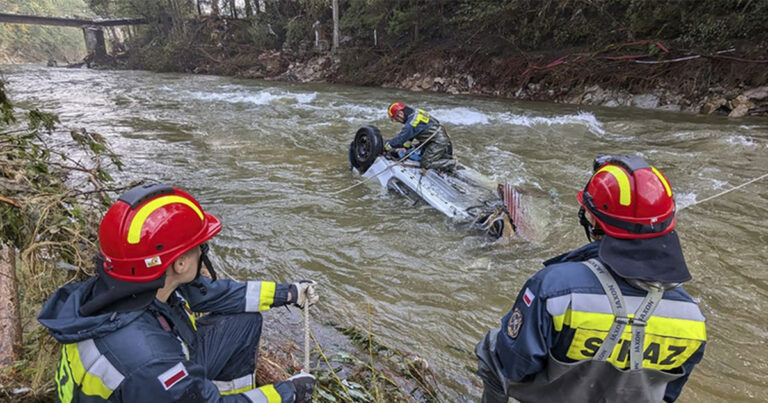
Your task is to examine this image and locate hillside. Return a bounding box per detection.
[92,0,768,117]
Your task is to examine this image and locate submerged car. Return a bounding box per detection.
[348,125,522,238]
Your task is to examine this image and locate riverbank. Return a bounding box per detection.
[287,45,768,117]
[93,14,768,119]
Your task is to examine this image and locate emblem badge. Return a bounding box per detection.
[158,362,188,390]
[523,288,535,307]
[145,256,162,268]
[506,308,523,339]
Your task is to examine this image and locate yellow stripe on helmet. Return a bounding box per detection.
[651,166,673,197]
[127,195,203,244]
[596,165,631,206]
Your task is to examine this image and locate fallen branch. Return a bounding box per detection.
[197,46,223,64]
[0,196,22,208]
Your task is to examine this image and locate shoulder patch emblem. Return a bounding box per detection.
[158,362,188,391]
[506,308,523,339]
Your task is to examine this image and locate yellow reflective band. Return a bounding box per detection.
[566,328,702,371]
[56,346,75,403]
[596,165,631,206]
[411,109,430,127]
[260,282,276,311]
[184,301,197,331]
[556,309,706,340]
[64,343,113,399]
[552,313,566,332]
[127,195,203,244]
[651,166,672,197]
[260,385,282,403]
[219,384,255,396]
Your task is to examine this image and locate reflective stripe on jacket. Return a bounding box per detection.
[476,242,706,402]
[40,276,292,402]
[386,109,443,148]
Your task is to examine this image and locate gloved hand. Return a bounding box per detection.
[383,142,392,152]
[290,280,318,308]
[286,372,315,403]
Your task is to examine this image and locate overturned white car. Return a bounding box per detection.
[348,125,521,238]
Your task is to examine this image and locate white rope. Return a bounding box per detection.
[303,301,310,373]
[331,128,441,195]
[679,172,768,211]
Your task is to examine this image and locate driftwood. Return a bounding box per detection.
[0,243,22,368]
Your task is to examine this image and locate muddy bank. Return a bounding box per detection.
[113,42,768,118]
[76,12,764,118]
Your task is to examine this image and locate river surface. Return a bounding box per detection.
[3,64,767,402]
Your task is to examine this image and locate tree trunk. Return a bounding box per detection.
[414,7,420,43]
[0,243,22,368]
[211,0,220,16]
[244,0,253,18]
[332,0,339,52]
[197,0,202,15]
[229,0,237,18]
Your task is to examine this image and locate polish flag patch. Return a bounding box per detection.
[523,288,535,307]
[158,362,188,391]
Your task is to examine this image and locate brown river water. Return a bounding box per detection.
[3,65,767,402]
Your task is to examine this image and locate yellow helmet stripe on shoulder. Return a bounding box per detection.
[127,195,204,244]
[596,165,631,206]
[651,166,672,197]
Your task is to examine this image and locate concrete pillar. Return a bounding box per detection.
[83,26,108,63]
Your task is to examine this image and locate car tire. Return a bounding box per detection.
[350,125,383,174]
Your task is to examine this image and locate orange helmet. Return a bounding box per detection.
[387,102,406,121]
[576,155,675,239]
[98,183,221,282]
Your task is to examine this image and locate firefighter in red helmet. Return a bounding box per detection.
[386,101,454,172]
[476,155,706,403]
[40,183,317,402]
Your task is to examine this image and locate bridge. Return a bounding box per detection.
[0,13,147,63]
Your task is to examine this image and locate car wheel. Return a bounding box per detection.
[351,125,383,174]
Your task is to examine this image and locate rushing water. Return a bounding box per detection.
[3,64,767,402]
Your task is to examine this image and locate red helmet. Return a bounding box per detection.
[99,184,222,282]
[576,156,675,239]
[388,102,406,121]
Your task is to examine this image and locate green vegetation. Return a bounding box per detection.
[0,0,94,63]
[74,0,768,93]
[0,78,122,401]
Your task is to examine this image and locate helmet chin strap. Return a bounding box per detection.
[578,207,604,242]
[191,243,217,295]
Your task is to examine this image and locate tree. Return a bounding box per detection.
[228,0,236,18]
[332,0,339,51]
[244,0,253,18]
[211,0,219,16]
